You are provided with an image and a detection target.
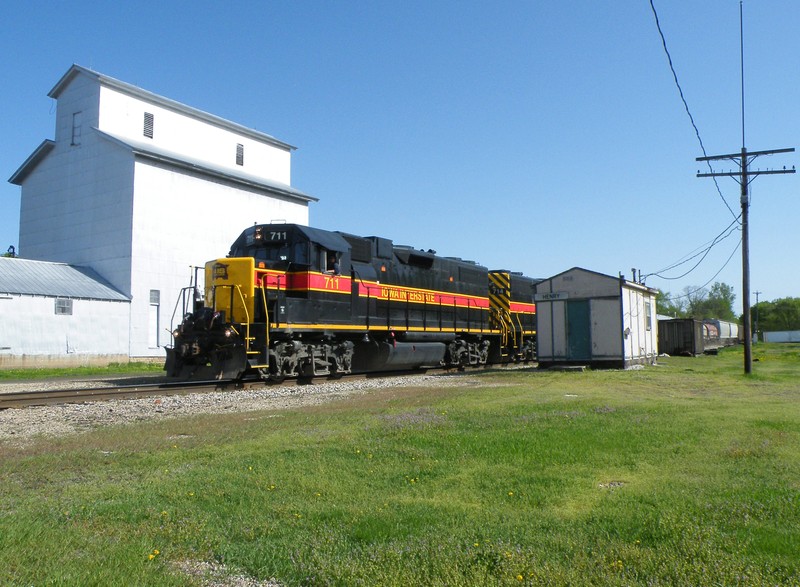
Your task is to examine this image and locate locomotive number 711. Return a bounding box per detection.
[324,276,340,289]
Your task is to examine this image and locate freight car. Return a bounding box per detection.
[702,319,740,350]
[657,317,740,356]
[165,223,537,380]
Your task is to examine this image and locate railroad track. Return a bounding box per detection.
[0,371,404,409]
[0,363,533,410]
[0,380,233,410]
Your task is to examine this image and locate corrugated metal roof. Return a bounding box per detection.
[0,257,129,301]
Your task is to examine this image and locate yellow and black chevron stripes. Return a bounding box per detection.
[489,271,511,327]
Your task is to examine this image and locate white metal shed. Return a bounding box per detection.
[534,267,658,369]
[0,257,130,367]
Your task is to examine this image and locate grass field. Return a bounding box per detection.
[1,344,799,586]
[0,361,164,380]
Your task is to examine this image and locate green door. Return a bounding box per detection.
[567,300,591,360]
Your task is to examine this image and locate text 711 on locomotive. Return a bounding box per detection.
[165,223,537,381]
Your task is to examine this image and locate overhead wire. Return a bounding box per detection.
[641,216,740,281]
[649,0,739,223]
[656,238,742,302]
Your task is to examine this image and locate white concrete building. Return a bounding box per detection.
[9,65,315,358]
[534,267,658,369]
[0,257,130,367]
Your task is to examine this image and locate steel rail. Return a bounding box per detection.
[0,362,534,410]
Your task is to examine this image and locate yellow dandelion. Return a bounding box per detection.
[508,491,514,496]
[516,574,524,582]
[148,554,155,560]
[474,542,480,547]
[153,549,160,555]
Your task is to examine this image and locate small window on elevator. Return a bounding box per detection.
[149,289,161,348]
[71,112,82,146]
[55,298,73,315]
[143,112,154,138]
[236,143,244,166]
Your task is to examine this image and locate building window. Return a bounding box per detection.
[236,143,244,166]
[55,298,73,315]
[645,301,652,331]
[149,289,160,348]
[71,112,82,146]
[143,112,154,139]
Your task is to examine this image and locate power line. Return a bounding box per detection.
[642,217,740,281]
[649,0,739,222]
[655,237,742,303]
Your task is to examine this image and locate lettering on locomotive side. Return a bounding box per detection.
[376,287,436,302]
[324,276,340,289]
[408,291,436,303]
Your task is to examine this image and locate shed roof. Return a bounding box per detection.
[0,257,129,301]
[536,266,658,295]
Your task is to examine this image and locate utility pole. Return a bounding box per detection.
[695,2,794,375]
[697,149,793,373]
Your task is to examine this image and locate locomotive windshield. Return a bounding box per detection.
[228,227,310,268]
[227,224,349,270]
[231,241,310,268]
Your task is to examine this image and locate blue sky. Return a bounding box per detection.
[2,1,798,305]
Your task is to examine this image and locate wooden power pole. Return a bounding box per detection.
[697,148,794,373]
[695,2,795,375]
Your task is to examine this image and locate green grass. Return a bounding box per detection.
[0,361,165,380]
[1,344,799,585]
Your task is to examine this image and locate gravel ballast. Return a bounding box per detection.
[0,374,474,446]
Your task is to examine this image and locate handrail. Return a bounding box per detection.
[212,284,252,352]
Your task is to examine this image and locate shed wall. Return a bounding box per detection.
[535,268,657,368]
[763,330,800,343]
[0,294,130,365]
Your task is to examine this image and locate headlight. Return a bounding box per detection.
[224,328,233,338]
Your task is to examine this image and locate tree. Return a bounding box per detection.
[704,282,736,321]
[751,297,800,332]
[684,285,708,318]
[683,282,737,321]
[655,290,686,318]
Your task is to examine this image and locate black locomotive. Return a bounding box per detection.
[165,223,537,380]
